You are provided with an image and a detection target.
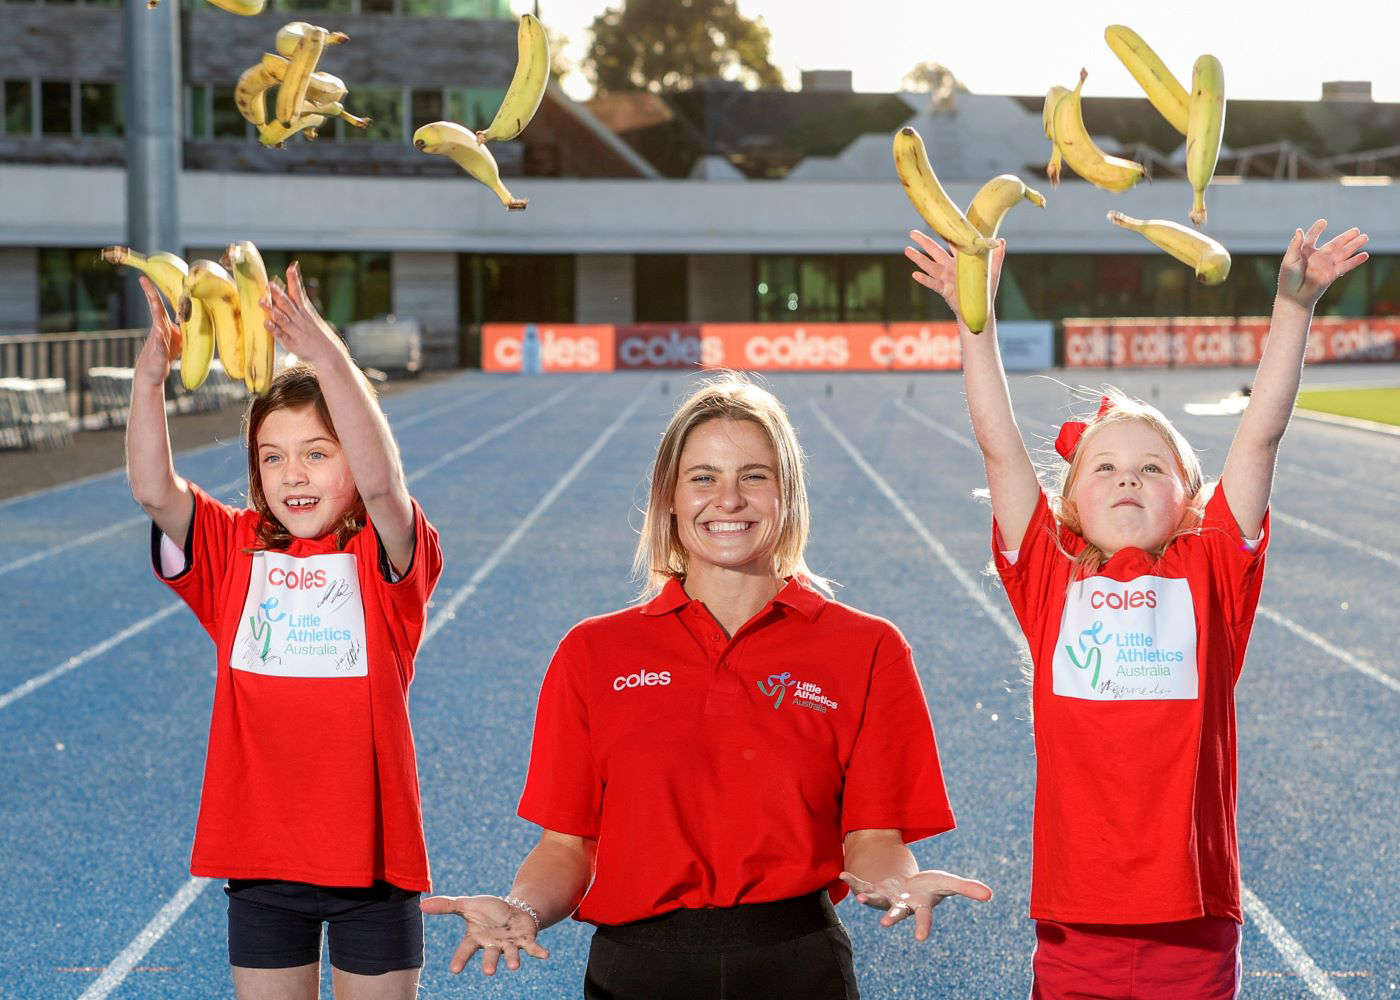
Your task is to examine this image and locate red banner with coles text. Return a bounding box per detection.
[1063,317,1400,368]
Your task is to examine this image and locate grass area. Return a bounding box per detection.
[1295,387,1400,427]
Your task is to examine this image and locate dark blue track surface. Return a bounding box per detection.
[1,368,1395,998]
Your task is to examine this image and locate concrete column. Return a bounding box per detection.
[390,251,459,368]
[0,247,38,334]
[686,254,754,322]
[575,254,634,324]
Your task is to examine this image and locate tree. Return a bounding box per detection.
[583,0,784,95]
[901,61,966,111]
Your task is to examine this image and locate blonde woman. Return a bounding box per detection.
[423,373,990,1000]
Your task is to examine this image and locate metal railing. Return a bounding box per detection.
[0,329,145,419]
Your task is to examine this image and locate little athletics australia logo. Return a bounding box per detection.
[756,672,839,713]
[1052,575,1198,701]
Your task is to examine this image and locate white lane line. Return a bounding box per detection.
[79,381,650,999]
[893,398,977,451]
[0,393,574,713]
[815,400,1349,997]
[76,876,210,1000]
[0,602,185,712]
[0,439,233,511]
[1241,885,1348,1000]
[1256,606,1400,696]
[1271,510,1400,571]
[388,381,510,431]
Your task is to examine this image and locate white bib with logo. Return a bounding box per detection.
[231,550,368,678]
[1052,574,1197,701]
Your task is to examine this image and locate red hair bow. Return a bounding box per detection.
[1055,396,1114,461]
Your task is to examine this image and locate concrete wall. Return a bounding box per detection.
[687,255,754,322]
[391,251,458,368]
[0,248,38,334]
[575,254,634,324]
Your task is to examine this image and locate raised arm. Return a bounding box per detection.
[262,262,416,573]
[1221,220,1369,537]
[907,233,1040,548]
[421,829,595,975]
[126,276,194,545]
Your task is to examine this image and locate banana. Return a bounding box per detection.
[257,113,326,147]
[413,122,528,210]
[235,63,280,126]
[1108,211,1231,285]
[181,260,245,381]
[1186,54,1225,227]
[275,25,327,127]
[892,126,995,256]
[478,13,549,144]
[227,242,274,395]
[1050,69,1145,192]
[956,176,1046,334]
[1041,85,1070,184]
[101,246,188,317]
[1104,25,1190,135]
[179,297,216,391]
[274,21,348,58]
[202,0,266,13]
[307,101,371,129]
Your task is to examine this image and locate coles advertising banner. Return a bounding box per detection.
[1063,316,1400,368]
[482,322,983,373]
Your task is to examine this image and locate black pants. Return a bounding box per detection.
[584,893,859,1000]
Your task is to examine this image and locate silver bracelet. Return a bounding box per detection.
[499,894,541,931]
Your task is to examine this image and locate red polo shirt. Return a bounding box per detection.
[518,577,956,927]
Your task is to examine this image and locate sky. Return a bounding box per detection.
[517,0,1400,104]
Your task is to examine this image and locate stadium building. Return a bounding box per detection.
[3,0,1399,369]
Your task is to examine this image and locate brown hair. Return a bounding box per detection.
[244,363,367,551]
[632,372,831,599]
[1049,388,1206,579]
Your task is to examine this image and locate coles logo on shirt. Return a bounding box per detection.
[613,669,671,690]
[1051,575,1198,701]
[232,551,368,678]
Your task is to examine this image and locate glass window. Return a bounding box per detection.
[187,84,209,139]
[884,255,947,322]
[82,0,122,7]
[401,0,441,14]
[260,251,392,330]
[461,254,576,323]
[995,252,1041,322]
[842,256,884,321]
[798,258,840,321]
[634,255,688,322]
[272,0,352,10]
[361,0,395,11]
[41,80,73,136]
[78,81,122,136]
[1142,256,1189,317]
[445,87,506,131]
[1316,265,1367,317]
[410,89,443,130]
[212,86,246,139]
[4,80,34,136]
[442,0,510,15]
[1094,255,1145,317]
[1044,255,1094,322]
[341,86,403,141]
[38,248,125,333]
[755,256,797,321]
[1231,255,1278,317]
[1370,255,1400,316]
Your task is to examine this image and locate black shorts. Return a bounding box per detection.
[225,879,423,976]
[585,892,859,1000]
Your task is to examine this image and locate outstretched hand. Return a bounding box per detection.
[133,276,179,387]
[840,868,993,941]
[906,231,1006,328]
[260,260,343,367]
[1278,220,1369,308]
[420,894,549,976]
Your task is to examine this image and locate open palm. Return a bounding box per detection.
[420,894,549,975]
[1278,219,1369,307]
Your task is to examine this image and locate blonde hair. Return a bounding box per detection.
[1049,388,1206,579]
[632,372,831,599]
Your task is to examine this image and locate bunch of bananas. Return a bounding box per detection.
[147,0,266,14]
[233,22,369,148]
[892,128,1045,333]
[414,13,549,211]
[103,244,278,394]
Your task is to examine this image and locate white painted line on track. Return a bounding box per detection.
[1241,885,1348,1000]
[817,400,1350,996]
[0,602,184,712]
[893,398,977,450]
[1256,606,1400,695]
[76,876,211,1000]
[0,439,232,511]
[387,381,510,432]
[79,381,651,999]
[1271,510,1400,570]
[0,390,576,713]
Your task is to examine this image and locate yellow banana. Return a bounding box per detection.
[202,0,265,13]
[253,54,347,108]
[956,176,1046,334]
[257,114,326,147]
[478,13,549,143]
[1186,54,1225,227]
[274,21,348,58]
[414,122,528,210]
[1050,69,1145,192]
[101,246,188,317]
[1041,85,1070,184]
[1104,25,1190,135]
[892,127,995,256]
[227,242,274,395]
[275,25,326,127]
[181,261,245,382]
[1108,211,1231,285]
[235,63,280,126]
[179,297,216,390]
[307,101,371,129]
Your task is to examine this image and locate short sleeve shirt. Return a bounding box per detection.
[994,485,1268,924]
[153,483,443,891]
[518,577,956,927]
